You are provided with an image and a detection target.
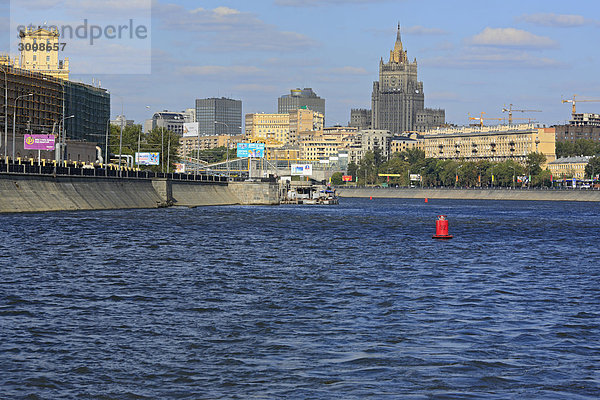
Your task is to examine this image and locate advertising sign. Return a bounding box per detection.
[174,163,186,173]
[291,164,313,176]
[409,174,421,181]
[135,152,160,165]
[24,134,55,150]
[183,122,199,137]
[342,175,353,182]
[237,142,265,158]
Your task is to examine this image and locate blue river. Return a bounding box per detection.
[1,198,599,399]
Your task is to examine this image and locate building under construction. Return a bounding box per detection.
[0,60,110,159]
[554,113,600,143]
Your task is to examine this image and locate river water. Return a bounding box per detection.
[1,198,599,399]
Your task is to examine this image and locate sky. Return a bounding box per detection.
[4,0,600,128]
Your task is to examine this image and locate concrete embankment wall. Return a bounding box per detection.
[0,174,281,213]
[337,187,600,202]
[0,174,165,213]
[170,181,239,206]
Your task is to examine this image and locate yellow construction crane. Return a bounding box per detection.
[468,112,503,127]
[562,95,600,116]
[501,104,541,124]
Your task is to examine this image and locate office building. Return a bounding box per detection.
[278,88,325,117]
[196,97,242,136]
[349,108,371,131]
[422,124,556,165]
[554,113,600,143]
[148,111,185,135]
[245,113,289,145]
[110,115,134,127]
[347,130,393,164]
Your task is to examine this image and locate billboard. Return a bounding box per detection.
[183,122,199,137]
[24,134,55,150]
[237,142,265,158]
[342,175,353,182]
[135,152,160,165]
[291,164,313,176]
[174,163,186,173]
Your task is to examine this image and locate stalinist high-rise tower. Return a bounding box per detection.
[371,24,444,133]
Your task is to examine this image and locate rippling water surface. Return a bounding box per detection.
[1,198,600,399]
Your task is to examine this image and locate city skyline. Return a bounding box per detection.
[5,0,600,127]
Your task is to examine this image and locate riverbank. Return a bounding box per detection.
[336,187,600,202]
[0,173,279,213]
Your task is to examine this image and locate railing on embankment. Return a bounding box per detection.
[335,186,600,202]
[0,160,279,213]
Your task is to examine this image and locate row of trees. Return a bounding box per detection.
[556,139,600,158]
[333,148,559,187]
[108,124,180,172]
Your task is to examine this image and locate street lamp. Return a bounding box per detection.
[1,66,7,159]
[509,165,516,189]
[215,121,240,181]
[57,114,74,162]
[12,93,33,160]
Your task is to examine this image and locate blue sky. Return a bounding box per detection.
[6,0,600,127]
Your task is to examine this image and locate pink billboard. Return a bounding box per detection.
[24,134,55,151]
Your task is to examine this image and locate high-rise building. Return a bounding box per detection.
[148,111,185,135]
[196,97,242,136]
[278,88,325,117]
[371,25,444,134]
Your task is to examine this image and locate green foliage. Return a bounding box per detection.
[346,162,358,180]
[108,124,143,158]
[526,152,546,176]
[585,156,600,179]
[556,139,600,158]
[330,172,343,185]
[189,146,235,164]
[357,151,377,185]
[146,127,180,172]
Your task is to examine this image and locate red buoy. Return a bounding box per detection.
[424,198,428,203]
[370,196,373,200]
[432,215,453,239]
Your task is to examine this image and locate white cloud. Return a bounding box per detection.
[517,13,594,28]
[155,3,316,52]
[178,65,265,76]
[469,27,558,49]
[423,50,565,69]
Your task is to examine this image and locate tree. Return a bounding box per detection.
[357,151,377,185]
[330,172,343,185]
[347,162,358,181]
[526,152,547,178]
[108,124,143,161]
[146,127,180,172]
[585,156,600,179]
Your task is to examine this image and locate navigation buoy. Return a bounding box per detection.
[425,198,428,203]
[370,196,373,200]
[432,215,453,239]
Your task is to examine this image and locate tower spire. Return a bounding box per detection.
[397,22,401,42]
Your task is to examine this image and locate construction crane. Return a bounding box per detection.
[501,104,541,125]
[561,95,600,116]
[468,112,503,127]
